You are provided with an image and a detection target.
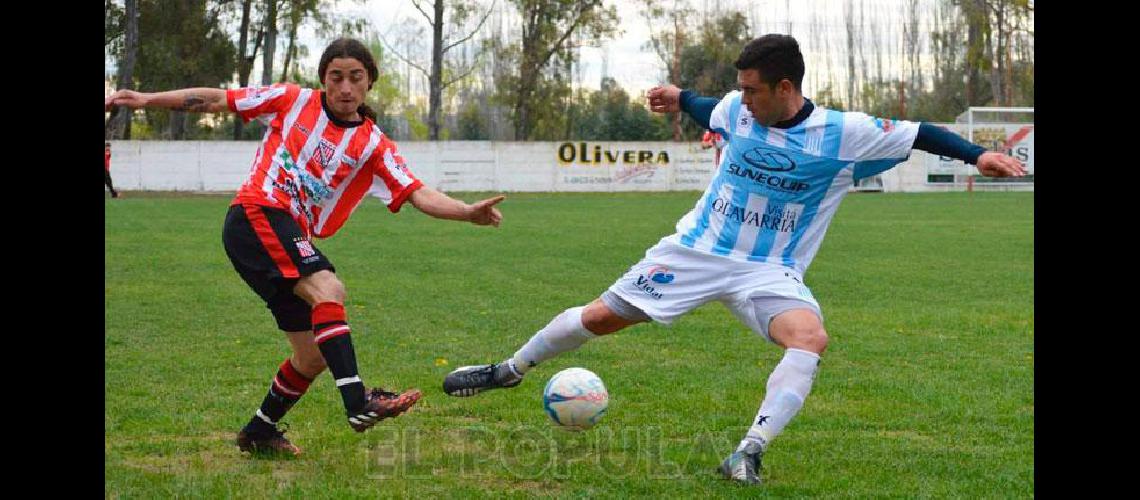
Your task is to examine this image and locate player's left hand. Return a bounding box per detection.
[468,195,505,227]
[976,152,1028,178]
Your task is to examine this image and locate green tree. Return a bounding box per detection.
[106,0,139,139]
[570,78,670,140]
[503,0,617,140]
[381,1,496,140]
[136,0,236,139]
[675,11,749,138]
[362,35,407,135]
[640,0,695,140]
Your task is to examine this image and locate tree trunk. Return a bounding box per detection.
[110,0,139,140]
[966,18,980,106]
[281,19,296,82]
[1004,15,1014,105]
[171,110,187,140]
[898,80,906,118]
[262,0,277,86]
[671,16,682,141]
[234,0,252,140]
[429,0,444,140]
[845,0,855,109]
[513,71,534,141]
[993,1,1005,105]
[987,9,1000,107]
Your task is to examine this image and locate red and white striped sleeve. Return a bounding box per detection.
[367,133,423,213]
[226,83,300,123]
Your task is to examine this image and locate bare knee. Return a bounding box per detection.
[788,327,828,354]
[293,270,346,305]
[581,299,640,335]
[769,310,829,354]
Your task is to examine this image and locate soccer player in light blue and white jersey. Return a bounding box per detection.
[443,34,1027,486]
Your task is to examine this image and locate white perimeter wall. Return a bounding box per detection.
[107,125,1032,193]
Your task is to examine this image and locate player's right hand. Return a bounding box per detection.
[647,85,682,114]
[105,90,148,112]
[467,195,505,227]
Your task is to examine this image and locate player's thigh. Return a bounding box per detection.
[605,241,730,326]
[723,264,823,346]
[221,204,336,330]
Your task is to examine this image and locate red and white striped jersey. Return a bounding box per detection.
[226,83,423,238]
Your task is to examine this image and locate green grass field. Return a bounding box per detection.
[105,191,1033,498]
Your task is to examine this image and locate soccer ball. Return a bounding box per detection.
[542,367,609,431]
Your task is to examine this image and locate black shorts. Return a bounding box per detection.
[222,204,335,331]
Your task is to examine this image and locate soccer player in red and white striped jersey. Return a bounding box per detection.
[105,38,506,457]
[104,142,119,198]
[700,130,727,167]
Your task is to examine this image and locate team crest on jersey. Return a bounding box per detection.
[873,117,896,133]
[315,139,336,167]
[294,238,316,258]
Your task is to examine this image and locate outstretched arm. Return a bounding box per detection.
[408,186,504,227]
[105,88,229,113]
[913,122,1028,178]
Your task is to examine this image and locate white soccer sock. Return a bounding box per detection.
[738,348,821,453]
[507,306,595,375]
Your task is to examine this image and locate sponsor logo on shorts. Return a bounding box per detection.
[634,265,673,299]
[647,265,675,284]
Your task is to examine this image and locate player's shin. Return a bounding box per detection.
[245,358,313,433]
[312,302,367,412]
[739,348,820,453]
[506,306,596,376]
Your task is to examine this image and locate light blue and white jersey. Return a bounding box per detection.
[665,90,919,274]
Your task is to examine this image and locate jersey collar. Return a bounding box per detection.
[772,98,815,129]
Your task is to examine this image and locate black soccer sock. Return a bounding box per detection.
[245,358,314,434]
[312,302,367,413]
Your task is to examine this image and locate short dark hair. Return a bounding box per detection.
[734,34,805,91]
[105,142,111,147]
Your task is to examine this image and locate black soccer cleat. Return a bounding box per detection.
[442,363,522,397]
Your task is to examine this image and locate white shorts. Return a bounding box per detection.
[605,239,822,343]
